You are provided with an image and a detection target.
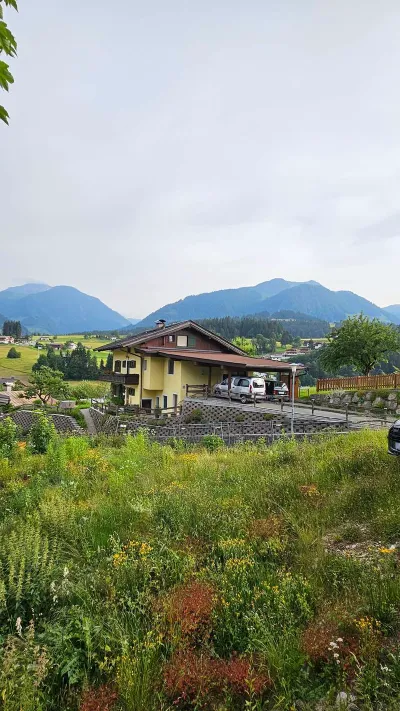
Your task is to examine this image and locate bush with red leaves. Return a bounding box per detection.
[79,685,118,711]
[164,650,270,707]
[164,580,215,643]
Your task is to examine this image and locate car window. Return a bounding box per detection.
[239,379,250,387]
[252,381,264,388]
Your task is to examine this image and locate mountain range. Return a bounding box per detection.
[138,279,400,327]
[0,284,131,334]
[1,280,398,336]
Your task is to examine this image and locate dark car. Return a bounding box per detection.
[388,420,400,455]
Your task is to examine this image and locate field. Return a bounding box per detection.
[1,429,400,709]
[0,337,112,380]
[0,345,39,380]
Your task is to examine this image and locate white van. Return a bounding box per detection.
[214,376,266,403]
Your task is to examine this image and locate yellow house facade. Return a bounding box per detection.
[107,347,224,409]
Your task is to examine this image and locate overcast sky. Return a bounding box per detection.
[1,0,400,317]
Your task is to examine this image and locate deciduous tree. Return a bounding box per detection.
[23,367,70,405]
[320,315,400,376]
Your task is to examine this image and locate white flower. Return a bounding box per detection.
[50,581,56,593]
[336,637,343,643]
[329,641,339,649]
[15,617,22,637]
[63,566,69,578]
[381,665,389,672]
[333,652,339,659]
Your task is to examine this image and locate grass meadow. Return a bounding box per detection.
[0,428,400,709]
[0,337,112,380]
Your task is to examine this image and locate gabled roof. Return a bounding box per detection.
[95,320,247,355]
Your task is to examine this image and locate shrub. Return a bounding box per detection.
[201,434,224,451]
[28,411,56,454]
[184,408,204,424]
[0,417,20,458]
[6,347,21,359]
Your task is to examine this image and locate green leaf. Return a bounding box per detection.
[0,103,9,124]
[0,59,13,90]
[0,20,17,56]
[3,0,18,11]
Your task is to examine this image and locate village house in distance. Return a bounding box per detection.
[96,320,302,410]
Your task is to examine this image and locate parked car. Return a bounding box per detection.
[388,420,400,455]
[214,377,237,398]
[214,376,266,403]
[273,382,289,399]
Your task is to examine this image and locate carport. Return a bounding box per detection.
[138,348,305,399]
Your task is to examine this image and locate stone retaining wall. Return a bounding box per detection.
[311,390,400,415]
[89,407,350,443]
[0,410,83,434]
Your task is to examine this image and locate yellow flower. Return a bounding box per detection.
[139,543,153,556]
[225,557,254,571]
[379,547,395,554]
[112,552,127,567]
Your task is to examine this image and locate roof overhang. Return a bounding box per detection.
[137,348,306,374]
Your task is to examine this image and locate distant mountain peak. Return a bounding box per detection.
[0,283,130,334]
[137,278,399,327]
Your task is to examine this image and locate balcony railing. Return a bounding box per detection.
[98,372,139,385]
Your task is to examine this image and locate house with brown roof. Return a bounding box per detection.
[96,320,303,410]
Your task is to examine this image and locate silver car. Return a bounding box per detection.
[214,376,266,403]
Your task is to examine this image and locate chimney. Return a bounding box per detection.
[156,319,166,329]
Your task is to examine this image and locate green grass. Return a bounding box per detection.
[1,429,400,709]
[0,345,39,380]
[0,340,111,381]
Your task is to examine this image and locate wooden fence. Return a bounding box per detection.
[317,373,400,392]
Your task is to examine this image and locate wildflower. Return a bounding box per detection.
[381,664,389,672]
[329,641,339,649]
[63,566,69,578]
[379,547,395,554]
[139,543,152,556]
[336,637,343,643]
[15,617,22,637]
[112,552,128,567]
[333,652,339,659]
[299,484,320,497]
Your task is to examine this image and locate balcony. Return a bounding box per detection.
[98,372,139,385]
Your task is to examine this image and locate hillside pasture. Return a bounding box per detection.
[0,344,39,380]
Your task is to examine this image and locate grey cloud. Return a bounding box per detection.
[1,0,400,315]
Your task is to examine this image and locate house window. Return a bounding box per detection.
[155,396,160,407]
[143,359,148,371]
[168,359,175,375]
[173,393,178,410]
[122,360,127,368]
[128,360,136,368]
[128,388,135,396]
[177,335,188,347]
[114,360,121,373]
[167,335,176,343]
[188,335,196,348]
[163,395,168,409]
